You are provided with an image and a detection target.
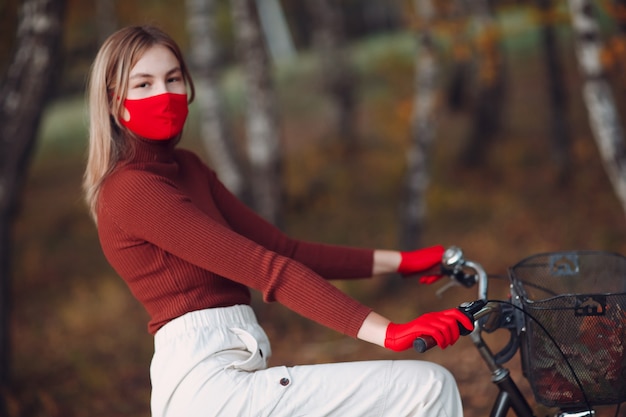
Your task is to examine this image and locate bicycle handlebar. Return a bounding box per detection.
[413,246,497,353]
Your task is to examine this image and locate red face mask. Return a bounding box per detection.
[120,92,189,140]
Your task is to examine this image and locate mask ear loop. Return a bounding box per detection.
[108,93,139,159]
[107,92,124,127]
[108,82,132,125]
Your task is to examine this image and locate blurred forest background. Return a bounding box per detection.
[2,0,626,416]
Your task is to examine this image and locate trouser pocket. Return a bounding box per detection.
[226,327,270,372]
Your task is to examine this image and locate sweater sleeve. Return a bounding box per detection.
[99,168,372,337]
[204,166,375,279]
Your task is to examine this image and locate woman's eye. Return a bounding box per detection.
[167,77,182,84]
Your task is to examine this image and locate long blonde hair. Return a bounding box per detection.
[83,25,195,222]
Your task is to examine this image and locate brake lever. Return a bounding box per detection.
[435,267,478,298]
[435,278,461,298]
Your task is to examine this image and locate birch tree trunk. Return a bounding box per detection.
[567,0,626,218]
[400,0,440,250]
[186,0,247,199]
[231,0,284,226]
[0,0,65,397]
[255,0,296,62]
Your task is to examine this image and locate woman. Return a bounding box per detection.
[84,25,473,417]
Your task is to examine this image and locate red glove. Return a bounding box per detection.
[398,245,445,284]
[384,308,474,352]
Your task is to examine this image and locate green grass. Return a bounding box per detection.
[36,96,89,151]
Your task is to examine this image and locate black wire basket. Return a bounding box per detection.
[509,251,626,409]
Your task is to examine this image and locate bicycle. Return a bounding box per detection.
[414,246,626,417]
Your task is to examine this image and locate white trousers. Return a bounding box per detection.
[150,305,464,417]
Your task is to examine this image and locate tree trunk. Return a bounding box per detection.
[231,0,284,226]
[0,0,65,399]
[461,0,506,168]
[537,0,572,184]
[95,0,116,44]
[400,0,440,250]
[567,0,626,218]
[185,0,248,200]
[255,0,296,62]
[445,3,473,112]
[611,0,626,92]
[306,0,358,151]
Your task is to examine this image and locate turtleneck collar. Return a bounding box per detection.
[129,136,179,163]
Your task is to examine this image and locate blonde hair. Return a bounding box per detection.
[83,25,195,222]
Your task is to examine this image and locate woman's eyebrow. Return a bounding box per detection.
[166,67,182,76]
[130,67,181,80]
[130,72,153,80]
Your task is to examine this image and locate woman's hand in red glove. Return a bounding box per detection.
[384,308,474,352]
[397,245,446,284]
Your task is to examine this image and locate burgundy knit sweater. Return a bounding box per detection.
[96,139,374,336]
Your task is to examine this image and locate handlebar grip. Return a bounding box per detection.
[413,335,437,353]
[412,321,469,353]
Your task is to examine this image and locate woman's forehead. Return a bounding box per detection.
[130,44,180,77]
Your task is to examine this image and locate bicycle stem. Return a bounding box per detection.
[470,303,506,372]
[442,246,489,300]
[465,259,488,301]
[470,303,536,417]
